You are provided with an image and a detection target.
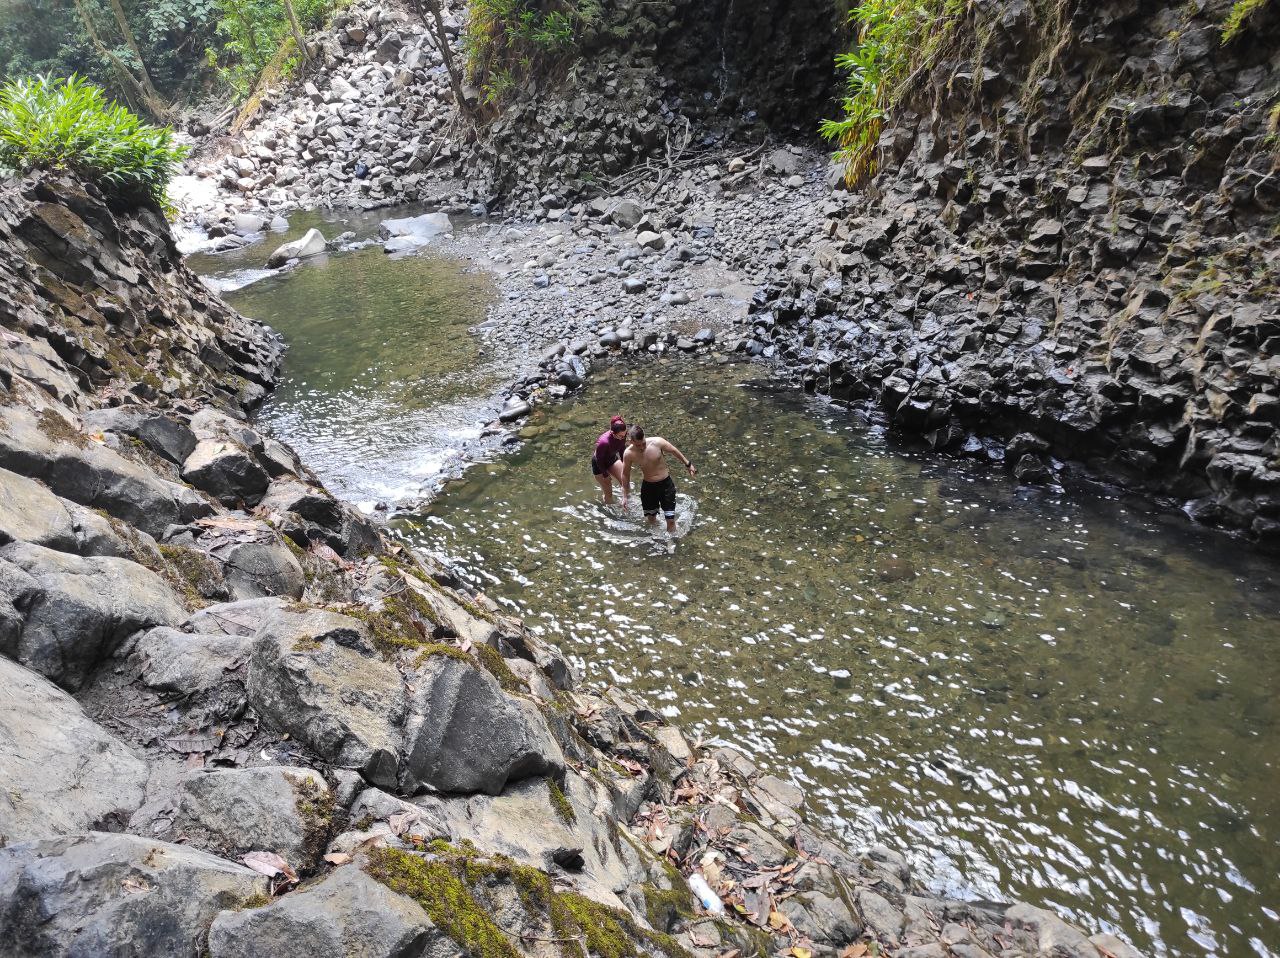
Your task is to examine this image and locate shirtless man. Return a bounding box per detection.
[621,425,696,533]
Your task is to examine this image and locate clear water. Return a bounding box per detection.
[394,359,1280,958]
[189,209,499,507]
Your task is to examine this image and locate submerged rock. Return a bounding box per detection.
[379,212,452,252]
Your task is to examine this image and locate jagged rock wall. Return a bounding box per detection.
[746,0,1280,543]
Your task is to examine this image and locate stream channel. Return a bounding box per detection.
[192,211,1280,958]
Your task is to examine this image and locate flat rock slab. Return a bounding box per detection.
[0,832,266,957]
[153,766,329,869]
[267,228,327,268]
[0,656,148,843]
[207,865,454,958]
[0,540,186,690]
[379,212,452,252]
[0,466,134,558]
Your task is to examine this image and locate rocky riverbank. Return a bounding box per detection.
[180,0,1279,547]
[0,172,1146,956]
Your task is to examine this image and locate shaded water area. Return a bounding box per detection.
[188,208,498,507]
[398,359,1280,958]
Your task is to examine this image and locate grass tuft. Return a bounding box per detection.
[1221,0,1272,43]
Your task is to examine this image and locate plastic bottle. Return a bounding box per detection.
[687,873,725,915]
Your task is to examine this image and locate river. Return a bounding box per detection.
[193,217,1280,958]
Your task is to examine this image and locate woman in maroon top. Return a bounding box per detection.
[591,415,628,505]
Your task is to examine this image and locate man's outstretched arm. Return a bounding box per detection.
[621,454,633,504]
[663,439,697,477]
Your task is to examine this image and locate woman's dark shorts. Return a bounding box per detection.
[591,455,615,477]
[640,476,677,518]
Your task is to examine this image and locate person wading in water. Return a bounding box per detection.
[591,415,628,505]
[621,424,696,534]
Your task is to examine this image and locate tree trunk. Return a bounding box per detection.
[412,0,469,117]
[70,0,169,121]
[282,0,311,66]
[104,0,170,120]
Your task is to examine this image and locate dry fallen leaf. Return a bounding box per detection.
[120,877,149,894]
[323,852,352,866]
[838,944,869,958]
[242,851,297,883]
[768,910,791,932]
[789,948,812,958]
[387,811,417,836]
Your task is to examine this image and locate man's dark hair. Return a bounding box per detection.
[627,425,645,441]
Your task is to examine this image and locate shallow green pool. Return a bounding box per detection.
[190,209,499,506]
[401,358,1280,958]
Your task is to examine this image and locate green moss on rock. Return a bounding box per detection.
[365,845,692,958]
[475,643,523,692]
[547,779,576,825]
[411,642,473,669]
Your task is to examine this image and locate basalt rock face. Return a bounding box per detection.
[746,0,1280,543]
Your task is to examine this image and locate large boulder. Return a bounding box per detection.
[133,625,256,694]
[0,466,136,558]
[0,832,266,957]
[82,407,198,466]
[147,766,331,870]
[247,607,405,789]
[216,540,306,601]
[401,655,564,796]
[181,439,271,507]
[267,228,328,268]
[408,772,647,910]
[207,866,456,958]
[0,405,213,538]
[0,541,186,690]
[0,656,148,843]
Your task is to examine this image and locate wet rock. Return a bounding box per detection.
[207,866,452,958]
[608,198,643,228]
[0,832,266,957]
[181,439,271,507]
[0,655,148,843]
[0,540,185,690]
[1005,902,1104,958]
[401,654,564,796]
[499,399,531,422]
[267,228,328,268]
[247,606,405,789]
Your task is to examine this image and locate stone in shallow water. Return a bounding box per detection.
[267,228,327,268]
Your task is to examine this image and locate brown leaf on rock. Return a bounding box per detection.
[242,851,297,883]
[323,852,352,866]
[837,944,869,958]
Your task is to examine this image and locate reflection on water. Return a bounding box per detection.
[190,209,499,507]
[401,359,1280,958]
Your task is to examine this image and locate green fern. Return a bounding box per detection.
[821,0,968,187]
[1221,0,1272,43]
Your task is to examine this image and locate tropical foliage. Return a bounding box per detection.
[0,74,186,204]
[208,0,335,99]
[820,0,967,187]
[463,0,601,107]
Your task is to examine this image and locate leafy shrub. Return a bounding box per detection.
[464,0,601,107]
[0,74,186,205]
[820,0,967,187]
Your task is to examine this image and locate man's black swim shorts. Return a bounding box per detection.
[640,476,677,518]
